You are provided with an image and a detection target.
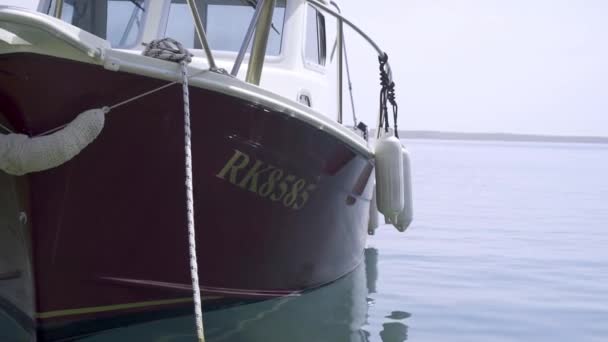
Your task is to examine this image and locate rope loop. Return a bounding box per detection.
[143,38,193,64]
[379,52,389,65]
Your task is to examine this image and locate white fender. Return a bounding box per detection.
[374,129,404,221]
[368,182,379,235]
[0,108,105,176]
[392,146,413,232]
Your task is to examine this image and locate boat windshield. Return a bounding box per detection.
[45,0,146,48]
[165,0,286,55]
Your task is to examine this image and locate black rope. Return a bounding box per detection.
[378,53,399,138]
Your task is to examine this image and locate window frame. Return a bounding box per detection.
[44,0,149,49]
[316,10,326,66]
[161,0,288,59]
[303,4,327,72]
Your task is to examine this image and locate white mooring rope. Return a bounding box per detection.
[144,38,206,342]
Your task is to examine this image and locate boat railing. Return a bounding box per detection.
[306,0,393,125]
[185,0,218,70]
[53,0,63,18]
[234,0,394,125]
[49,0,393,126]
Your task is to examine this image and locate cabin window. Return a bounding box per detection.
[46,0,146,48]
[165,0,286,55]
[305,4,326,66]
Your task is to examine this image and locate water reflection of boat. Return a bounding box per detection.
[70,247,378,342]
[203,247,377,342]
[0,245,411,342]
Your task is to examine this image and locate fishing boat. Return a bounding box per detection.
[0,0,412,340]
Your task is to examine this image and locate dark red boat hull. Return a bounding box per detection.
[0,53,373,339]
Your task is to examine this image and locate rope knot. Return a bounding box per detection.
[387,81,397,106]
[143,38,193,64]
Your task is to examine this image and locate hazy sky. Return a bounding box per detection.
[3,0,607,136]
[339,0,608,136]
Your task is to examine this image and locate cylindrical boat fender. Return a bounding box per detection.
[374,130,404,222]
[0,108,105,176]
[368,182,379,235]
[392,146,414,232]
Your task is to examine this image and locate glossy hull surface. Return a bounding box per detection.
[0,53,373,339]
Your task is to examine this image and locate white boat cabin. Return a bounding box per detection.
[37,0,341,120]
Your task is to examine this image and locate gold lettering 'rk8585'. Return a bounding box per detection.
[216,149,317,210]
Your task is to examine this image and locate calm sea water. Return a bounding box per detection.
[3,139,608,341]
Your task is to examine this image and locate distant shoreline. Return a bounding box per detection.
[385,130,608,145]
